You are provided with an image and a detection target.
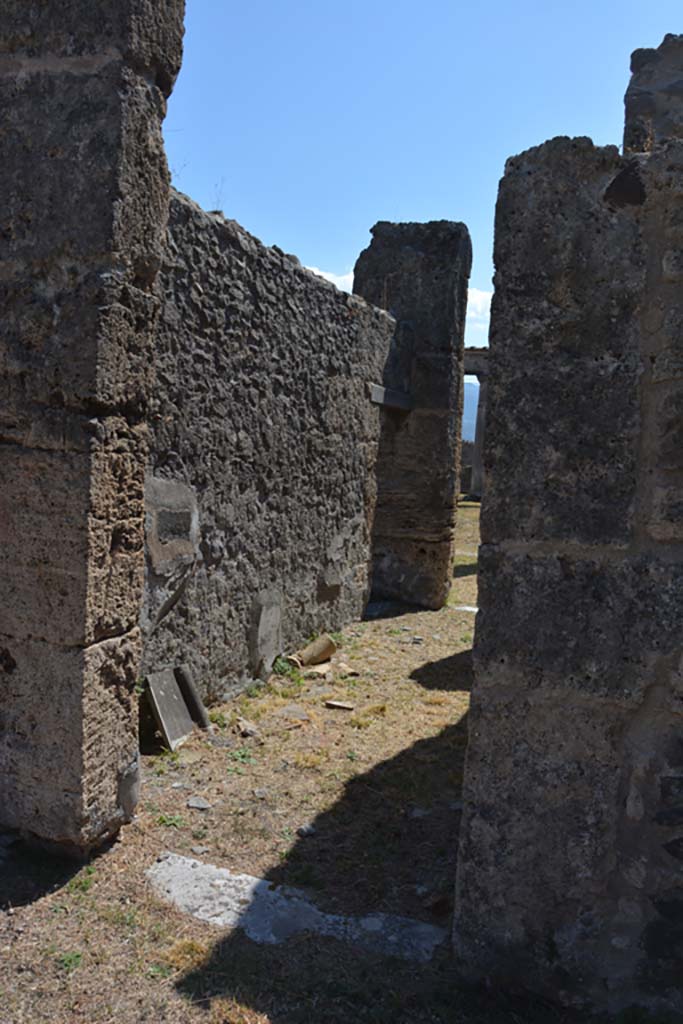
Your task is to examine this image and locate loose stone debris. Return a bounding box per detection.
[147,853,448,963]
[186,796,212,811]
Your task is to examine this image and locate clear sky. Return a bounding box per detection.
[165,2,680,346]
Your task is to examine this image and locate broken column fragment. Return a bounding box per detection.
[0,1,184,851]
[353,221,471,609]
[455,35,683,1014]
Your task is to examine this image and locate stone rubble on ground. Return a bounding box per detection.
[187,796,212,811]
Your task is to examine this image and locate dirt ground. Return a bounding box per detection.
[0,502,591,1024]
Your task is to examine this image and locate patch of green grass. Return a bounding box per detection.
[99,906,138,929]
[272,660,306,696]
[57,951,82,973]
[208,708,228,729]
[157,813,185,829]
[273,656,294,677]
[329,631,344,647]
[147,962,173,980]
[66,865,95,895]
[229,747,256,764]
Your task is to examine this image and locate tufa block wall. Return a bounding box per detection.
[142,192,397,698]
[353,221,471,609]
[455,35,683,1013]
[0,1,184,850]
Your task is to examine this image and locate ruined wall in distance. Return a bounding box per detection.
[0,1,184,850]
[143,192,396,698]
[353,221,471,609]
[455,35,683,1014]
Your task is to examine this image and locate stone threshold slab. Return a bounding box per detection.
[148,852,447,963]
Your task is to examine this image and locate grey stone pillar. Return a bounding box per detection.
[353,221,471,609]
[0,1,184,852]
[455,34,683,1014]
[469,375,487,498]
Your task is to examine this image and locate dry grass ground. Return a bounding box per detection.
[0,502,600,1023]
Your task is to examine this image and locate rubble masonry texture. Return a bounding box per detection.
[142,191,396,698]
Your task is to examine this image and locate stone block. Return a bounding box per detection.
[481,137,646,547]
[0,444,90,646]
[481,353,640,545]
[474,548,683,704]
[0,421,145,648]
[1,276,158,413]
[1,1,185,96]
[1,63,170,278]
[0,630,139,848]
[372,538,452,610]
[648,486,683,541]
[654,383,683,470]
[455,692,631,1008]
[409,353,458,409]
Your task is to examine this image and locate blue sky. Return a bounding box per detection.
[165,2,680,347]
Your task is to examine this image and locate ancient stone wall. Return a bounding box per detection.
[353,222,471,609]
[0,2,184,850]
[455,35,683,1014]
[142,192,396,698]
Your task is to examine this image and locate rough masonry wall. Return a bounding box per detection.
[143,192,396,699]
[0,2,183,850]
[353,222,471,609]
[455,35,683,1013]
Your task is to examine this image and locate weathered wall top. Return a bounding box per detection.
[354,221,471,352]
[2,1,184,94]
[625,33,683,152]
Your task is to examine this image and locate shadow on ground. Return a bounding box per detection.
[410,649,474,692]
[363,598,425,621]
[453,563,477,579]
[0,837,82,910]
[173,648,579,1022]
